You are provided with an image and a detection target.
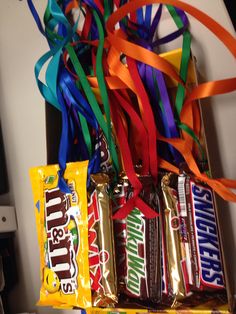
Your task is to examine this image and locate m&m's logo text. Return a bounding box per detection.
[45,187,78,294]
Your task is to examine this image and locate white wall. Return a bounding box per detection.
[0,0,235,313]
[0,1,47,313]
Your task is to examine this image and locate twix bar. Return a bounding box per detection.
[88,173,118,307]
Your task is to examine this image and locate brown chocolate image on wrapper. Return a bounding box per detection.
[98,130,113,174]
[113,175,161,303]
[88,173,117,307]
[160,173,188,307]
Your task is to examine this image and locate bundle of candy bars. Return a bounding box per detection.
[28,0,236,311]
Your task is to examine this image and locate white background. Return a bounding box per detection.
[0,0,235,313]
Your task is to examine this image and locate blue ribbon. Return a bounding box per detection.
[27,0,101,192]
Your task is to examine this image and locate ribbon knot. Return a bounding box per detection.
[113,187,159,220]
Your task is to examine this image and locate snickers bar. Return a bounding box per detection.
[189,179,225,290]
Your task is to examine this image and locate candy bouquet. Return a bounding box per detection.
[28,0,236,311]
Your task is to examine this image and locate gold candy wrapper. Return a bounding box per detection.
[161,174,187,307]
[88,173,118,307]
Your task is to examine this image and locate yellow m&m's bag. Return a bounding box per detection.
[29,161,91,309]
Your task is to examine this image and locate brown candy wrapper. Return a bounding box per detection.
[160,173,190,307]
[88,173,117,307]
[98,130,113,173]
[113,175,161,303]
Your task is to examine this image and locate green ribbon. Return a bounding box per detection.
[66,44,120,176]
[167,5,206,162]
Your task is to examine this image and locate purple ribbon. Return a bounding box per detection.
[130,6,189,165]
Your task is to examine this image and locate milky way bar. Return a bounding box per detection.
[189,179,225,290]
[113,175,161,302]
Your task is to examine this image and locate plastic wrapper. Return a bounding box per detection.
[29,161,91,308]
[178,173,225,291]
[160,173,190,307]
[88,173,118,307]
[113,174,161,303]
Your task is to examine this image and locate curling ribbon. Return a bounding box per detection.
[106,0,236,128]
[112,90,150,175]
[110,93,158,219]
[126,57,158,181]
[129,5,185,164]
[157,133,236,202]
[28,0,236,208]
[106,0,236,56]
[63,47,121,173]
[28,0,121,183]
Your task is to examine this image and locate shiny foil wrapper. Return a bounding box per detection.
[112,177,129,292]
[88,173,117,307]
[178,174,199,290]
[161,173,187,306]
[113,174,161,303]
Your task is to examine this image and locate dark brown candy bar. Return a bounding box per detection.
[113,175,161,303]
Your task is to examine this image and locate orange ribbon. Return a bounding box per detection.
[64,0,236,204]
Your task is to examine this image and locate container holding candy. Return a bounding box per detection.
[90,47,231,313]
[27,0,236,312]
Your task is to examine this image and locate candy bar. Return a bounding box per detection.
[88,173,118,307]
[189,179,225,290]
[29,161,91,308]
[160,173,190,305]
[113,175,161,303]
